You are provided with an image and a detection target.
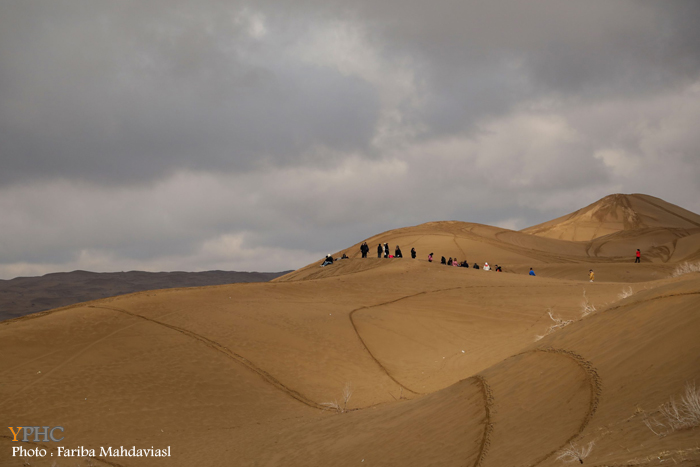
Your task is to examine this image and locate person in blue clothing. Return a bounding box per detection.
[529,268,536,276]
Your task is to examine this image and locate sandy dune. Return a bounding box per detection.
[522,193,700,242]
[2,194,700,467]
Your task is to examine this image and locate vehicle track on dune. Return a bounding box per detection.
[348,286,469,395]
[525,348,603,467]
[477,290,700,467]
[349,283,591,396]
[89,305,328,411]
[472,375,494,467]
[466,348,601,467]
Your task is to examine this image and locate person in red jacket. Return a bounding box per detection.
[635,249,641,263]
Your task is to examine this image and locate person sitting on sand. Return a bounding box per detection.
[447,257,453,266]
[589,269,595,282]
[411,247,416,259]
[341,253,349,259]
[428,253,433,262]
[441,256,447,265]
[635,249,641,263]
[321,254,334,267]
[496,265,502,272]
[529,267,535,276]
[473,263,479,269]
[483,262,491,271]
[453,259,459,267]
[395,245,403,258]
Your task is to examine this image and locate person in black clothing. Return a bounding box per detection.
[384,243,389,258]
[441,256,446,265]
[447,257,453,266]
[321,254,334,267]
[377,244,382,258]
[395,245,403,258]
[411,247,416,259]
[473,263,479,269]
[360,242,369,258]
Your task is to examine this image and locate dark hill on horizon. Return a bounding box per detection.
[0,269,290,322]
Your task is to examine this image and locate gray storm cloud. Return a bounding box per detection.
[1,0,699,278]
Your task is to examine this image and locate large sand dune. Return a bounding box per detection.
[522,193,700,242]
[2,194,700,466]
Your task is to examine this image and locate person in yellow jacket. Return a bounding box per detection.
[589,269,594,282]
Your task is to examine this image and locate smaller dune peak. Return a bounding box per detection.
[521,193,700,242]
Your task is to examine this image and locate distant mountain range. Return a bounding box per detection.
[0,269,290,322]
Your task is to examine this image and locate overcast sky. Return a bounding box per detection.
[1,0,700,278]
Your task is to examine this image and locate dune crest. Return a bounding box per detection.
[522,193,700,242]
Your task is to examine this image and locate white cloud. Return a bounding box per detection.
[294,19,424,149]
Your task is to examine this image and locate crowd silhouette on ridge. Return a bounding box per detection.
[325,242,645,281]
[326,242,505,273]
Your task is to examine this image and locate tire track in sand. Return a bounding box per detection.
[468,348,601,467]
[522,348,602,467]
[472,375,494,467]
[90,305,327,411]
[348,283,587,397]
[348,287,466,395]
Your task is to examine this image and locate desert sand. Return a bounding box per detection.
[2,193,699,467]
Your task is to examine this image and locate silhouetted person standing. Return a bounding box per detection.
[377,244,382,258]
[635,249,641,263]
[411,247,416,259]
[360,242,369,258]
[384,243,389,258]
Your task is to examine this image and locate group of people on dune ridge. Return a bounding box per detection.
[362,243,505,271]
[322,242,645,282]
